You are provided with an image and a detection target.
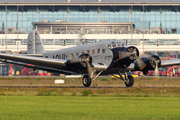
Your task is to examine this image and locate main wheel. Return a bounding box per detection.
[125,75,134,87]
[143,70,148,75]
[82,75,91,87]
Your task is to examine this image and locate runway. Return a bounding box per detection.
[0,86,178,89]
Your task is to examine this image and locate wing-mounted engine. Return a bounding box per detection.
[134,55,161,75]
[67,53,106,81]
[67,53,92,69]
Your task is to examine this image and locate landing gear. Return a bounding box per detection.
[82,75,91,87]
[125,75,134,87]
[143,70,148,75]
[82,71,103,87]
[113,71,134,87]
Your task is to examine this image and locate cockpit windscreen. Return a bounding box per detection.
[107,41,127,49]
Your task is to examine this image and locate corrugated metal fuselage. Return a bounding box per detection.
[42,41,132,75]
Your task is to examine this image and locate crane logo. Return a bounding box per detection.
[28,41,33,49]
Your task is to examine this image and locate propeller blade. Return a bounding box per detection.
[154,60,159,76]
[84,55,94,78]
[86,61,94,78]
[134,54,147,71]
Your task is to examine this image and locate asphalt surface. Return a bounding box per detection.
[0,86,178,89]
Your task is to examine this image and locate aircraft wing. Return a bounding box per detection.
[1,59,74,75]
[160,59,180,67]
[0,53,67,69]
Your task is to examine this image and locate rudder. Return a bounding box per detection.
[27,30,45,54]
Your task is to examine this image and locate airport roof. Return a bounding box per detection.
[0,0,180,6]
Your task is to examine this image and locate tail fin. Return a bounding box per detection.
[27,30,45,54]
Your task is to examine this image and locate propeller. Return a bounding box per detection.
[126,46,139,62]
[86,60,94,78]
[80,54,94,78]
[149,55,161,76]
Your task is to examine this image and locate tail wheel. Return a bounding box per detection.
[125,75,134,87]
[82,75,91,87]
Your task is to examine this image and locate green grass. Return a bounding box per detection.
[0,96,180,120]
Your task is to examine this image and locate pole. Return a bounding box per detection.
[5,6,7,76]
[17,5,19,53]
[143,5,144,55]
[5,6,7,53]
[37,7,39,22]
[131,5,133,46]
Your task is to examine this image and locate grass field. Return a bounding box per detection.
[0,77,180,119]
[0,96,180,120]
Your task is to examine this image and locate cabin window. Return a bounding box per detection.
[86,50,90,54]
[91,49,95,54]
[59,54,61,59]
[102,49,105,53]
[76,53,79,56]
[45,56,48,58]
[97,49,100,53]
[70,54,74,59]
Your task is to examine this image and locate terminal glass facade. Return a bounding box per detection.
[0,6,180,34]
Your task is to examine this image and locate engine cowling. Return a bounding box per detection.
[134,55,161,72]
[67,53,92,68]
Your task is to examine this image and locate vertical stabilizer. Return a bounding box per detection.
[27,30,45,54]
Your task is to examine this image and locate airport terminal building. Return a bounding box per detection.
[0,0,180,53]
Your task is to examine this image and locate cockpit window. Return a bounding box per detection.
[116,42,122,47]
[107,41,126,49]
[122,43,127,47]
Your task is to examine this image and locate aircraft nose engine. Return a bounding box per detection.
[134,55,161,74]
[125,46,139,62]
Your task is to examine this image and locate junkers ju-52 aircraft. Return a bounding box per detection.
[0,30,180,87]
